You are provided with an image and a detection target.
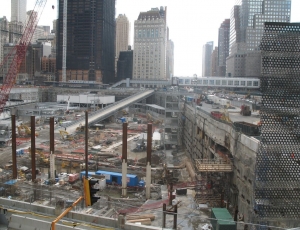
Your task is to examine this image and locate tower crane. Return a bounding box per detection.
[0,0,47,114]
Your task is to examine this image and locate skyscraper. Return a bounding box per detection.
[166,39,174,79]
[202,41,213,77]
[56,0,115,84]
[133,7,168,80]
[226,0,291,77]
[211,46,218,76]
[115,14,130,60]
[218,19,230,76]
[115,14,130,81]
[11,0,27,25]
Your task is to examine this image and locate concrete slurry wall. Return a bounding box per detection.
[0,198,161,230]
[182,104,258,222]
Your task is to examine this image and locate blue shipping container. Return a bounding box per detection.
[95,170,138,187]
[80,171,96,180]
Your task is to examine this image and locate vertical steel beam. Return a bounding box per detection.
[11,115,17,179]
[122,122,128,197]
[85,111,88,179]
[31,116,36,181]
[50,117,54,153]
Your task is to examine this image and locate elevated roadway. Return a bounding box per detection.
[56,90,155,134]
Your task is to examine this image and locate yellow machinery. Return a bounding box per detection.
[147,113,163,125]
[17,124,39,137]
[51,196,83,230]
[59,130,74,141]
[76,123,84,132]
[221,104,232,123]
[61,161,70,168]
[72,162,79,168]
[122,109,129,115]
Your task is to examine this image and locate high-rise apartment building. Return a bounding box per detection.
[218,19,230,76]
[56,0,115,84]
[133,7,168,80]
[202,41,213,77]
[11,0,27,25]
[226,0,291,77]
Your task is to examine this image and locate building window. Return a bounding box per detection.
[241,81,245,86]
[253,81,259,86]
[209,80,214,85]
[234,81,239,86]
[228,80,233,86]
[203,80,208,85]
[222,80,227,85]
[216,80,220,85]
[247,81,252,86]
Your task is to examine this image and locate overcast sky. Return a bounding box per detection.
[0,0,299,76]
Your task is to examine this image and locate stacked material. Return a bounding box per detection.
[126,214,155,225]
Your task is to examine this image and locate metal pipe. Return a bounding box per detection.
[51,196,83,230]
[85,111,88,179]
[50,117,54,154]
[31,116,36,181]
[11,115,17,179]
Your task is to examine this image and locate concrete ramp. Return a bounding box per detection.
[57,90,154,134]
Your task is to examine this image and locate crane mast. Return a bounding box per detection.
[0,0,47,114]
[62,0,67,82]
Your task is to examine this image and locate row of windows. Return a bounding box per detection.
[176,78,260,87]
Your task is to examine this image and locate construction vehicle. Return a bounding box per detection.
[59,130,74,141]
[240,104,251,116]
[122,110,129,115]
[76,123,85,132]
[147,113,163,125]
[61,161,70,168]
[0,1,47,114]
[17,124,39,137]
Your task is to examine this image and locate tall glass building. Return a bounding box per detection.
[11,0,27,24]
[56,0,116,84]
[226,0,291,77]
[232,0,291,51]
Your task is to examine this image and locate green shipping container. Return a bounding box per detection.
[211,208,236,230]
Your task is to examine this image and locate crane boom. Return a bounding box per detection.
[0,0,47,114]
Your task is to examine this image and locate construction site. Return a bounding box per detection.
[0,0,299,228]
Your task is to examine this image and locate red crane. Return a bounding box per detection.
[0,0,47,114]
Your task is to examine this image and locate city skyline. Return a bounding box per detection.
[0,0,299,76]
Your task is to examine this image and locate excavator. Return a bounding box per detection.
[147,113,163,125]
[59,130,74,141]
[17,124,39,137]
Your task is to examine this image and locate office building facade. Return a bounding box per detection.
[56,0,115,84]
[202,41,213,77]
[115,14,130,81]
[117,46,133,81]
[11,0,27,25]
[115,14,130,60]
[218,19,230,76]
[133,7,168,80]
[226,0,291,77]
